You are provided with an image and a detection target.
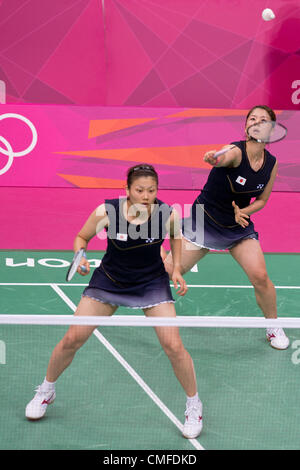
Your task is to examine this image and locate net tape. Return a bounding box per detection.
[0,315,300,328]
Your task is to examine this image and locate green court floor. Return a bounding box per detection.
[1,250,300,450]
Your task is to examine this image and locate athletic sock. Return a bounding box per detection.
[41,377,56,392]
[186,392,200,406]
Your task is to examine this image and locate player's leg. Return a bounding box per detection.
[229,238,289,349]
[145,303,197,396]
[46,297,117,382]
[26,297,117,420]
[230,238,276,317]
[162,237,209,277]
[144,302,202,438]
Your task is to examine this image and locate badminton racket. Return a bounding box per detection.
[66,248,87,281]
[213,121,287,160]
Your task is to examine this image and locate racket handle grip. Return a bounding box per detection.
[213,149,226,159]
[213,147,232,159]
[80,265,88,273]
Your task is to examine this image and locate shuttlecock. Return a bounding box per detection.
[262,8,275,21]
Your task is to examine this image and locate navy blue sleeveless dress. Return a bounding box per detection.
[182,141,276,250]
[82,198,174,308]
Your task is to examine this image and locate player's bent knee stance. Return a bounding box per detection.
[249,270,272,291]
[160,336,187,360]
[60,327,93,353]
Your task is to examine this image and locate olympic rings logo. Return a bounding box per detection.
[0,113,38,176]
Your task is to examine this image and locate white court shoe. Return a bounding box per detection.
[25,385,56,420]
[266,328,289,350]
[182,399,203,439]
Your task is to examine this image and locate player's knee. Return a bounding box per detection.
[162,338,185,360]
[250,270,271,290]
[61,333,84,352]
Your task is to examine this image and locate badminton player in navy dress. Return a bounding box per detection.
[25,164,203,439]
[163,105,289,350]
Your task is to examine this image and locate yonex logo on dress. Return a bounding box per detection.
[0,113,38,176]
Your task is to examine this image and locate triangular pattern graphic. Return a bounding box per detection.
[57,145,218,169]
[88,118,157,138]
[58,174,126,188]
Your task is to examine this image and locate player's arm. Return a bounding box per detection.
[166,209,187,296]
[74,203,108,251]
[73,204,109,274]
[204,145,241,168]
[232,162,278,227]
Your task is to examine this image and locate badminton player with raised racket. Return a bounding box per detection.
[163,105,289,350]
[25,164,203,440]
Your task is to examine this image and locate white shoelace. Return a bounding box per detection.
[34,385,54,396]
[267,327,285,336]
[185,404,202,423]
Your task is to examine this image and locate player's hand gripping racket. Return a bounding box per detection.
[66,248,88,281]
[212,121,287,160]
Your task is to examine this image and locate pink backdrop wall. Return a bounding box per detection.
[0,103,298,252]
[1,0,300,110]
[0,2,299,252]
[105,0,300,110]
[0,187,298,253]
[1,104,300,191]
[0,0,106,105]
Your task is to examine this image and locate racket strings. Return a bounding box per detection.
[247,121,287,143]
[66,248,86,281]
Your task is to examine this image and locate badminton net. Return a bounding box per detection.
[1,314,300,451]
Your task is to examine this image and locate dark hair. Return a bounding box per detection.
[246,105,276,122]
[126,164,158,188]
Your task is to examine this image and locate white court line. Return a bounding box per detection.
[2,282,300,289]
[50,283,204,451]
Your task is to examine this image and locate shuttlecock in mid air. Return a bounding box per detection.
[262,8,275,21]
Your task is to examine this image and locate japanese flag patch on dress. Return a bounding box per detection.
[116,233,128,241]
[236,176,247,186]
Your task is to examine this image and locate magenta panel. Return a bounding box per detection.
[0,104,299,192]
[105,0,300,110]
[0,0,106,105]
[1,1,300,110]
[1,187,298,253]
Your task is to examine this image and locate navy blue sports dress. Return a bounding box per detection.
[182,141,276,250]
[83,198,174,308]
